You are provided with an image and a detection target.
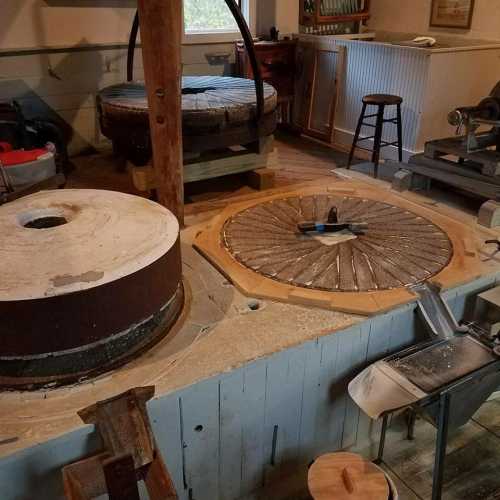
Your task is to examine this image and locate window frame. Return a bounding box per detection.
[182,0,256,45]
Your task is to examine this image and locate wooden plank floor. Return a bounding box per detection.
[67,131,347,221]
[353,396,500,500]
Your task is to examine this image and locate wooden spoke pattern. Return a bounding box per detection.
[222,195,453,292]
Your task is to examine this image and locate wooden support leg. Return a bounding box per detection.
[244,168,276,190]
[478,200,500,228]
[137,0,184,224]
[103,454,140,500]
[348,102,367,168]
[392,168,413,192]
[396,103,403,162]
[248,135,275,155]
[371,104,385,179]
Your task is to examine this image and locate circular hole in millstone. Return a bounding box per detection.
[248,300,260,311]
[194,425,204,432]
[23,216,68,229]
[18,206,78,229]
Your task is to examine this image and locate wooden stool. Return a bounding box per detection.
[308,452,391,500]
[347,94,403,178]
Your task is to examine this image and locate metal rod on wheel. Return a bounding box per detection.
[127,11,140,82]
[224,0,264,123]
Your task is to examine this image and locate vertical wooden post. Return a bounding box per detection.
[137,0,184,224]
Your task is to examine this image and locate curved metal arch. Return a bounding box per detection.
[126,0,264,121]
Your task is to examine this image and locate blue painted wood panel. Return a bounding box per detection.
[0,277,495,500]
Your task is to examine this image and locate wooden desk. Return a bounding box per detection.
[235,39,297,122]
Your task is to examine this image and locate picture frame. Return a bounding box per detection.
[430,0,475,29]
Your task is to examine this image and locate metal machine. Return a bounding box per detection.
[394,82,500,209]
[349,283,500,500]
[447,82,500,153]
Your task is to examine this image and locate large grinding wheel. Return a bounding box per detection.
[223,195,453,292]
[97,76,278,164]
[0,189,183,389]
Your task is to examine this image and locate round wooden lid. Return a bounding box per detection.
[0,189,179,301]
[308,452,390,500]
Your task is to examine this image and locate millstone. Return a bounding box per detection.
[223,195,453,292]
[0,189,183,388]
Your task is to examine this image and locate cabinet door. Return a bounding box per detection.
[293,42,346,144]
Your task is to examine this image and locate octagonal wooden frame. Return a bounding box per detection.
[194,180,483,316]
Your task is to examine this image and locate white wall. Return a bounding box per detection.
[257,0,300,37]
[1,0,136,50]
[368,0,500,41]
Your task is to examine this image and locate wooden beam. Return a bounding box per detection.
[137,0,184,224]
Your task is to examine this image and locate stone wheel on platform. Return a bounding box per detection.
[223,195,453,292]
[194,183,481,315]
[97,76,278,164]
[0,189,183,389]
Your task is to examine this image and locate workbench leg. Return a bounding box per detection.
[374,413,389,465]
[406,408,417,441]
[396,103,403,163]
[432,393,451,500]
[347,102,367,168]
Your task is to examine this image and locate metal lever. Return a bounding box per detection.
[297,207,368,235]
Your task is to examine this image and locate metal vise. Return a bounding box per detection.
[447,81,500,152]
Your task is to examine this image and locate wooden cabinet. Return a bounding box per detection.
[235,40,297,122]
[293,38,346,144]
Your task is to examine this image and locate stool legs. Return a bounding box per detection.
[348,98,403,178]
[347,102,367,168]
[371,104,385,179]
[397,103,403,162]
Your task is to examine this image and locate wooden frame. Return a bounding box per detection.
[293,41,346,144]
[194,180,483,316]
[430,0,475,29]
[305,45,346,144]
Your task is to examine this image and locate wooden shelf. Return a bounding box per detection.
[300,0,371,28]
[306,12,370,25]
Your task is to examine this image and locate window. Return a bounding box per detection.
[183,0,255,44]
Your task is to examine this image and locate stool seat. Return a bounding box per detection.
[308,452,391,500]
[363,94,403,106]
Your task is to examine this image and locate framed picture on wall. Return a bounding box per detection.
[430,0,475,29]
